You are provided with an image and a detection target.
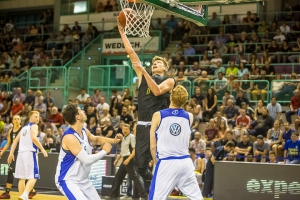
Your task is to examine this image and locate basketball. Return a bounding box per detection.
[118,8,136,27]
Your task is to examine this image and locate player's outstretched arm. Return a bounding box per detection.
[118,23,142,84]
[85,127,123,145]
[7,133,20,164]
[63,134,112,166]
[31,124,48,157]
[0,128,12,158]
[132,60,175,96]
[150,111,161,165]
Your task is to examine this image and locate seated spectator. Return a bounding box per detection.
[234,133,253,161]
[272,74,284,99]
[188,147,203,187]
[12,87,26,103]
[266,120,283,157]
[109,97,120,116]
[43,92,54,117]
[227,33,238,53]
[221,90,235,109]
[288,37,300,63]
[237,63,249,78]
[213,62,225,77]
[24,89,35,107]
[76,88,90,106]
[217,120,229,141]
[188,98,202,122]
[249,108,274,142]
[253,135,270,162]
[214,110,228,128]
[191,87,205,107]
[233,109,250,141]
[120,106,133,126]
[34,97,47,119]
[210,52,223,69]
[21,102,32,126]
[177,61,188,75]
[253,100,264,121]
[87,22,98,36]
[266,97,282,121]
[91,89,101,107]
[285,90,300,124]
[100,117,114,138]
[226,61,238,76]
[195,71,210,93]
[199,54,210,70]
[99,107,111,123]
[267,150,278,164]
[241,102,254,119]
[202,88,217,120]
[10,98,23,117]
[280,40,291,63]
[104,0,113,12]
[238,73,252,100]
[284,132,300,164]
[242,11,253,24]
[205,41,217,59]
[204,119,219,152]
[49,106,63,127]
[213,72,227,100]
[224,99,238,128]
[110,108,120,131]
[72,21,81,32]
[61,121,71,133]
[236,90,249,108]
[87,117,97,136]
[59,45,71,64]
[257,20,269,33]
[96,2,104,12]
[252,70,268,101]
[120,88,132,104]
[186,61,201,76]
[273,29,285,44]
[219,131,238,149]
[249,64,259,79]
[190,132,206,154]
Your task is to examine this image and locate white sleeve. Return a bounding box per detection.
[76,149,107,167]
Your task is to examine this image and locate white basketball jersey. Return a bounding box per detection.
[155,108,191,160]
[55,128,93,183]
[18,123,37,153]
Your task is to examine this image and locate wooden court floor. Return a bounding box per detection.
[10,191,67,200]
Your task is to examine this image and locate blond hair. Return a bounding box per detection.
[152,56,169,70]
[171,85,188,107]
[36,90,42,96]
[28,111,40,117]
[123,123,130,128]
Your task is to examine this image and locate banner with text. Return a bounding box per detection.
[102,37,159,54]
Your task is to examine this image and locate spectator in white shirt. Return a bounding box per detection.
[273,29,286,44]
[76,88,90,105]
[96,97,110,117]
[190,132,206,154]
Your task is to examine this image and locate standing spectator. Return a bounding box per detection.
[207,12,221,34]
[190,132,206,154]
[285,90,300,124]
[91,89,101,107]
[104,0,113,12]
[10,98,23,117]
[76,88,90,106]
[49,107,63,127]
[284,132,300,164]
[253,135,270,162]
[12,87,26,103]
[166,15,178,34]
[34,97,47,119]
[267,97,282,121]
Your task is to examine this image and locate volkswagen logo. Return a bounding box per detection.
[169,123,181,136]
[172,110,178,115]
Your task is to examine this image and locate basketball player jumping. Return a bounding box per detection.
[55,104,122,200]
[7,111,48,200]
[149,85,203,200]
[118,22,175,188]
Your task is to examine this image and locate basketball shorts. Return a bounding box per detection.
[15,152,39,180]
[135,124,152,169]
[56,178,100,200]
[149,157,203,200]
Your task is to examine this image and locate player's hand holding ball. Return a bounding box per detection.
[7,154,14,164]
[42,149,48,157]
[102,142,112,154]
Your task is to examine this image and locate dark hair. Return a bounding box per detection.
[206,88,216,100]
[225,141,235,148]
[188,147,196,153]
[227,130,233,135]
[94,89,100,93]
[271,97,277,100]
[62,103,79,125]
[224,90,230,94]
[80,88,86,91]
[291,132,299,137]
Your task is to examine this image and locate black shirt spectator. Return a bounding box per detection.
[102,125,114,138]
[237,140,253,154]
[236,96,250,107]
[120,114,133,125]
[104,1,113,12]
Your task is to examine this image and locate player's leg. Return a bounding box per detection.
[14,153,27,196]
[0,159,16,198]
[177,160,203,200]
[80,179,101,200]
[149,160,178,200]
[18,179,26,196]
[57,180,88,200]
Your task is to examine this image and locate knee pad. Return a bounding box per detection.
[6,167,14,184]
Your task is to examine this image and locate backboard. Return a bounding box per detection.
[139,0,208,26]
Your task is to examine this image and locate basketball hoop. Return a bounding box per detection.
[119,0,155,38]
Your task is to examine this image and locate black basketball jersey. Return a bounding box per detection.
[10,126,22,155]
[138,74,173,121]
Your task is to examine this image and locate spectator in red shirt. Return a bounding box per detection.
[204,118,219,152]
[10,98,23,116]
[233,109,251,141]
[285,90,300,124]
[49,106,63,127]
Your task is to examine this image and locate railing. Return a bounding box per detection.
[87,65,133,97]
[10,70,28,92]
[67,66,84,92]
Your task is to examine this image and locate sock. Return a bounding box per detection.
[5,188,10,194]
[22,191,28,197]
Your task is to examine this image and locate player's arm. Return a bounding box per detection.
[150,111,161,165]
[30,124,48,157]
[63,134,112,166]
[118,24,142,84]
[0,128,12,158]
[137,66,175,96]
[85,127,122,145]
[7,133,20,164]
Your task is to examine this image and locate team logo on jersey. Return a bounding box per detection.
[169,123,181,136]
[146,88,151,95]
[172,110,178,115]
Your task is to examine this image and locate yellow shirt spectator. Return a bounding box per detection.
[226,67,239,76]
